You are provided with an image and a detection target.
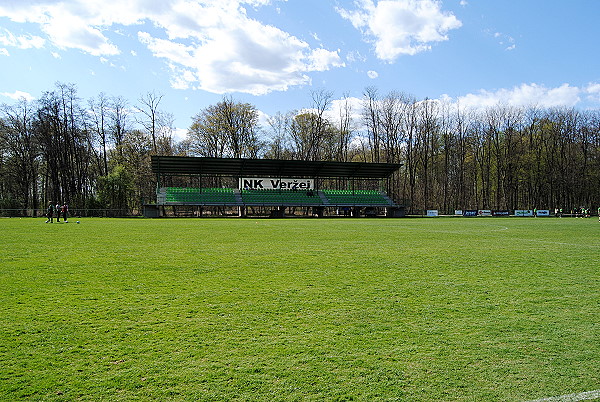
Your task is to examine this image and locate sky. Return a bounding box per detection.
[1,0,600,141]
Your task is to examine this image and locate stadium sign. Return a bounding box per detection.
[240,177,314,190]
[515,210,533,217]
[492,210,510,216]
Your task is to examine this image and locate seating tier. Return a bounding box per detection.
[164,187,237,204]
[241,189,322,205]
[322,189,392,206]
[160,187,395,207]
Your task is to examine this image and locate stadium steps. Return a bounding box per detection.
[318,191,330,205]
[233,189,243,204]
[379,191,397,206]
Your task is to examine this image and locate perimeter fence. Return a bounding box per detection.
[0,209,142,218]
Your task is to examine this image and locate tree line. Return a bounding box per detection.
[1,83,599,215]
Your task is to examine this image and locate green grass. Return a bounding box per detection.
[1,217,598,401]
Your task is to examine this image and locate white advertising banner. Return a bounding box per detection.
[515,210,533,217]
[478,210,492,216]
[454,210,463,216]
[427,210,439,217]
[536,209,550,217]
[240,177,314,190]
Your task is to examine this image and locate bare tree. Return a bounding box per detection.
[88,92,111,175]
[265,111,294,160]
[0,98,39,213]
[336,93,355,162]
[137,91,164,153]
[362,86,381,162]
[110,96,130,162]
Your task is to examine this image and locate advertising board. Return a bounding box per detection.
[240,178,314,190]
[427,210,439,217]
[515,210,533,217]
[492,210,510,216]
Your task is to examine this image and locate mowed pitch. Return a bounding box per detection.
[1,217,598,400]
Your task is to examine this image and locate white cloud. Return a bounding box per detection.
[0,29,45,50]
[0,0,343,95]
[337,0,462,61]
[326,96,364,124]
[173,127,188,142]
[138,4,344,95]
[444,83,582,110]
[1,90,35,101]
[488,30,516,51]
[346,50,367,63]
[138,32,195,67]
[585,83,600,94]
[585,82,600,102]
[248,0,274,6]
[256,109,271,130]
[307,48,345,72]
[0,1,123,56]
[0,48,8,56]
[42,14,120,56]
[367,70,379,79]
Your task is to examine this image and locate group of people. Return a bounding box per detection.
[573,207,592,218]
[553,207,600,220]
[45,202,69,223]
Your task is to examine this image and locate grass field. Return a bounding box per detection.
[1,216,598,401]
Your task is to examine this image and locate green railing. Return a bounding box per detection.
[240,189,322,205]
[322,190,392,206]
[164,187,237,204]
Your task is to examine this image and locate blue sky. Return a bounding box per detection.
[1,0,600,140]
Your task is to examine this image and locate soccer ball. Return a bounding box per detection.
[76,221,80,224]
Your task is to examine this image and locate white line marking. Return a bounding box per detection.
[528,389,600,402]
[523,239,600,249]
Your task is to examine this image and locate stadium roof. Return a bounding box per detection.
[151,156,401,179]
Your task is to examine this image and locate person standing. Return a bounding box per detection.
[45,202,54,223]
[62,203,69,223]
[55,203,61,222]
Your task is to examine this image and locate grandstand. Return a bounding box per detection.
[149,156,403,217]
